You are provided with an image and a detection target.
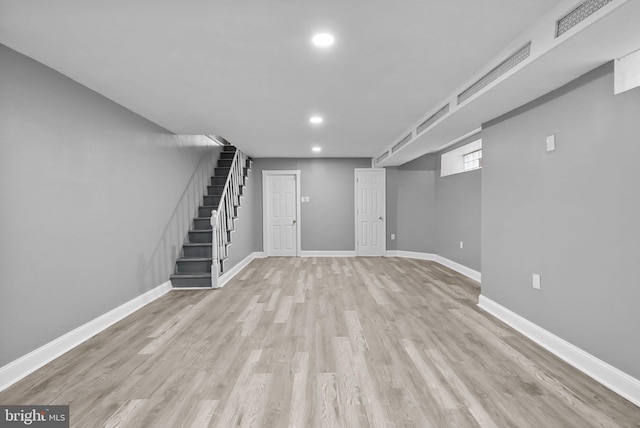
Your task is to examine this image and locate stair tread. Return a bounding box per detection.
[183,242,211,246]
[170,273,212,278]
[177,257,212,261]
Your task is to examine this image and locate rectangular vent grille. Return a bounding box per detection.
[556,0,613,37]
[376,151,390,164]
[392,133,413,153]
[417,104,450,134]
[458,42,531,105]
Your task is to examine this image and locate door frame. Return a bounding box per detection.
[262,170,301,256]
[354,168,386,256]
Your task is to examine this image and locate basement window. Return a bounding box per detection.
[463,149,482,171]
[440,138,482,177]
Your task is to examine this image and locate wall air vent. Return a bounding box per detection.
[391,133,413,153]
[417,104,450,134]
[458,42,531,105]
[556,0,613,37]
[376,151,390,165]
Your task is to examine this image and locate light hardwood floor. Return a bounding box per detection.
[1,257,639,427]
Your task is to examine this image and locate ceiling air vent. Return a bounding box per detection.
[556,0,613,37]
[417,104,450,134]
[376,151,390,164]
[391,133,413,153]
[458,42,531,105]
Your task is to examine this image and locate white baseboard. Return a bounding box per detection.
[0,281,172,393]
[478,295,640,407]
[385,250,437,260]
[385,250,481,283]
[299,251,357,257]
[218,251,266,287]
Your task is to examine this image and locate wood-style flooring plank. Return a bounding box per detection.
[1,257,638,427]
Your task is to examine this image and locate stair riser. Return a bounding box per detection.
[223,146,236,152]
[189,231,212,243]
[193,218,212,230]
[176,260,211,273]
[220,152,235,160]
[183,246,212,258]
[199,206,215,217]
[207,186,223,196]
[211,176,226,186]
[215,167,231,176]
[217,159,233,168]
[171,277,211,288]
[203,195,221,207]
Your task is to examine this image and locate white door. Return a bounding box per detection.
[355,168,386,256]
[264,171,300,256]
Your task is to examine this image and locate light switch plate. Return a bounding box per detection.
[546,134,556,152]
[533,274,541,290]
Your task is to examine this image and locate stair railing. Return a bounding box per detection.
[210,148,247,287]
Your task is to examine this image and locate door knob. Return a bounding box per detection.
[379,216,384,221]
[293,219,297,225]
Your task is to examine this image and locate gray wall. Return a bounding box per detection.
[251,158,371,251]
[385,156,438,253]
[0,45,218,366]
[385,138,481,271]
[434,135,482,271]
[385,168,399,251]
[388,168,437,253]
[482,62,640,378]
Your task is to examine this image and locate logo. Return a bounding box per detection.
[0,406,68,427]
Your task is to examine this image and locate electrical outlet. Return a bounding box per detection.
[391,234,396,240]
[460,241,464,249]
[532,274,541,290]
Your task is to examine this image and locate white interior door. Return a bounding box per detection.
[264,171,300,256]
[355,168,386,256]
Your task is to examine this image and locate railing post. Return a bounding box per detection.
[211,209,219,288]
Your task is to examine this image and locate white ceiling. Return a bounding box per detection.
[0,0,566,159]
[5,1,639,164]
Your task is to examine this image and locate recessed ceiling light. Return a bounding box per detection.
[312,33,335,48]
[309,116,323,124]
[312,146,322,152]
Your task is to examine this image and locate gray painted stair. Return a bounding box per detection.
[170,145,251,288]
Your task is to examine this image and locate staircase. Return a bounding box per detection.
[170,145,251,288]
